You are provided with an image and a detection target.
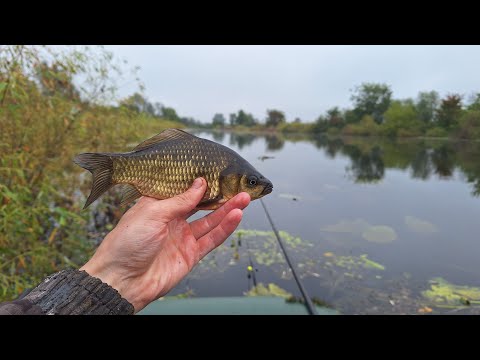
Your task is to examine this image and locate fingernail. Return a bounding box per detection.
[192,178,203,189]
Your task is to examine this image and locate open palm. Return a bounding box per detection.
[81,178,250,312]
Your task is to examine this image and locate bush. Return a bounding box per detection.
[456,111,480,139]
[327,127,341,136]
[0,46,183,301]
[342,115,381,136]
[396,128,423,138]
[383,100,423,137]
[279,122,314,133]
[425,127,449,138]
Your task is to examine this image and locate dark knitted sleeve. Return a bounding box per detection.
[0,269,134,315]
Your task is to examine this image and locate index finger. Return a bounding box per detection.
[189,192,250,239]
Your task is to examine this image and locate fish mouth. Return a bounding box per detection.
[262,183,273,195]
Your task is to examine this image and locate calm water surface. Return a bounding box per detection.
[169,131,480,314]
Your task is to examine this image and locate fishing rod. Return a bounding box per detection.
[260,199,318,315]
[243,232,258,288]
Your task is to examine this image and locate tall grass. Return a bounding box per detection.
[0,46,182,300]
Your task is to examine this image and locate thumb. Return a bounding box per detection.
[156,178,207,221]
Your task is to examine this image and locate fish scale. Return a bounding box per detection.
[74,128,273,210]
[113,142,226,201]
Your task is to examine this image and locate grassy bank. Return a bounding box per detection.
[0,97,181,300]
[0,47,183,300]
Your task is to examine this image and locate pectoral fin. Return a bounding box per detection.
[120,184,142,207]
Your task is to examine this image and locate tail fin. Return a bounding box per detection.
[73,153,114,209]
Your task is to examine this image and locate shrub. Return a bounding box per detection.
[425,127,449,138]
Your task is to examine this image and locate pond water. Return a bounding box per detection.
[164,131,480,314]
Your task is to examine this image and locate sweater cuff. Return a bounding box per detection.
[24,269,134,315]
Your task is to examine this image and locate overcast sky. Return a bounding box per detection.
[105,45,480,123]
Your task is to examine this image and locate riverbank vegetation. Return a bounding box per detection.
[0,46,184,300]
[209,83,480,139]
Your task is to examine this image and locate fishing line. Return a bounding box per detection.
[260,198,318,315]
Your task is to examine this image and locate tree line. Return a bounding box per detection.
[208,83,480,139]
[119,92,208,128]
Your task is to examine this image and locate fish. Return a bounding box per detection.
[73,128,273,210]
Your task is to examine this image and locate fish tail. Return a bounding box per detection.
[73,153,114,209]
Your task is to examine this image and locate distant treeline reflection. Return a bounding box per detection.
[219,131,480,196]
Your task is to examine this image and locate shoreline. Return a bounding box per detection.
[192,127,478,142]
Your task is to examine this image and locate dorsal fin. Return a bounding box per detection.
[132,129,196,151]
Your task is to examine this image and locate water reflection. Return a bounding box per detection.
[229,132,256,150]
[211,130,226,143]
[264,134,285,152]
[344,145,385,183]
[226,131,480,195]
[178,130,480,314]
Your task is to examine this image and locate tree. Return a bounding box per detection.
[437,94,462,130]
[161,106,180,122]
[265,109,286,127]
[35,61,80,101]
[236,110,257,127]
[467,93,480,112]
[229,113,237,126]
[293,117,302,123]
[312,114,329,133]
[326,106,344,128]
[351,83,393,124]
[120,92,157,116]
[153,102,164,117]
[383,100,421,136]
[212,113,226,128]
[416,91,439,124]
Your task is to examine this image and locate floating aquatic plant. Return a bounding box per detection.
[361,226,397,243]
[404,216,438,234]
[321,218,397,244]
[324,252,385,271]
[422,277,480,308]
[245,283,293,298]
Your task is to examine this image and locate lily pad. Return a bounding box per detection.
[405,216,438,234]
[245,283,293,298]
[321,218,370,234]
[362,226,397,243]
[322,218,397,244]
[422,277,480,308]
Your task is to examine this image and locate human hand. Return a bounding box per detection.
[80,178,250,313]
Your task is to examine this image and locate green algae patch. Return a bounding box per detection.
[234,229,312,266]
[422,277,480,308]
[326,253,385,272]
[245,283,293,298]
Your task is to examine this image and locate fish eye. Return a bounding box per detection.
[248,176,258,186]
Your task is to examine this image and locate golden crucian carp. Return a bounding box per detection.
[74,129,273,210]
